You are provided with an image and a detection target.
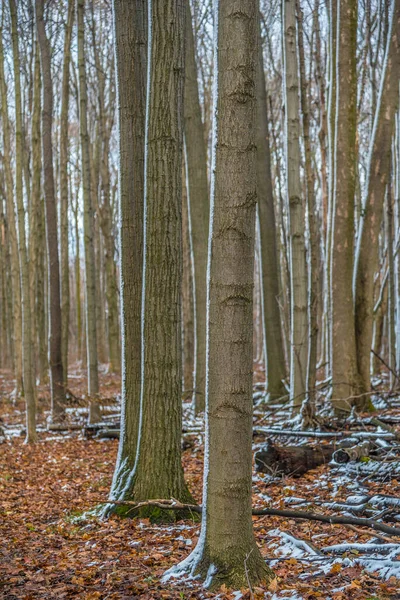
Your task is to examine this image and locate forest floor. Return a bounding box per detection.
[1,367,400,599]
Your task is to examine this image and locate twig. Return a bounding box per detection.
[371,349,400,384]
[344,523,394,543]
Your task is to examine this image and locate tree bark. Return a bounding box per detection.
[183,0,209,414]
[0,28,23,395]
[256,28,286,401]
[331,0,359,414]
[125,0,192,519]
[108,0,146,505]
[60,0,74,386]
[9,0,36,442]
[353,1,400,398]
[297,0,320,409]
[283,0,309,412]
[35,0,66,422]
[166,0,274,589]
[76,0,100,423]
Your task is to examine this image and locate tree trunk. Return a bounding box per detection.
[35,0,66,423]
[182,172,195,398]
[107,0,147,506]
[9,0,36,442]
[60,0,74,386]
[29,42,41,383]
[124,0,192,519]
[297,0,320,409]
[76,0,100,423]
[183,0,209,414]
[331,0,359,414]
[256,29,286,400]
[353,1,400,398]
[283,0,309,412]
[0,26,23,395]
[386,180,396,389]
[166,0,274,589]
[325,0,337,380]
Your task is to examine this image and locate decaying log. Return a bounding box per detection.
[332,441,370,463]
[254,440,335,476]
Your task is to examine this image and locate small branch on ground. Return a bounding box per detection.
[97,498,400,537]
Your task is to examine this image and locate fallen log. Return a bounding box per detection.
[332,441,371,464]
[254,440,335,476]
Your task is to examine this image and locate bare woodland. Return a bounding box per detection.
[1,0,400,598]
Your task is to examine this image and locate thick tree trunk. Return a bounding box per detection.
[125,0,192,518]
[283,0,309,413]
[353,1,400,398]
[166,0,273,589]
[9,0,36,442]
[35,0,66,423]
[76,0,100,423]
[183,0,209,414]
[60,0,74,386]
[331,0,359,414]
[108,0,146,505]
[256,31,286,401]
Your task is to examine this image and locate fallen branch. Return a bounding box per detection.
[99,498,400,536]
[254,427,395,440]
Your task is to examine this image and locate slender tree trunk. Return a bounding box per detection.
[108,0,146,505]
[29,42,41,382]
[297,0,320,410]
[76,0,100,423]
[331,0,359,414]
[256,29,286,400]
[35,0,66,423]
[60,0,74,386]
[353,1,400,399]
[166,0,274,589]
[283,0,309,412]
[9,0,36,441]
[182,172,195,397]
[183,0,209,414]
[0,27,23,395]
[387,180,396,388]
[125,0,192,518]
[325,0,337,380]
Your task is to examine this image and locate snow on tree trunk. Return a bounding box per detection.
[183,0,209,414]
[164,0,274,589]
[283,0,309,413]
[353,0,400,399]
[118,0,192,519]
[108,0,147,506]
